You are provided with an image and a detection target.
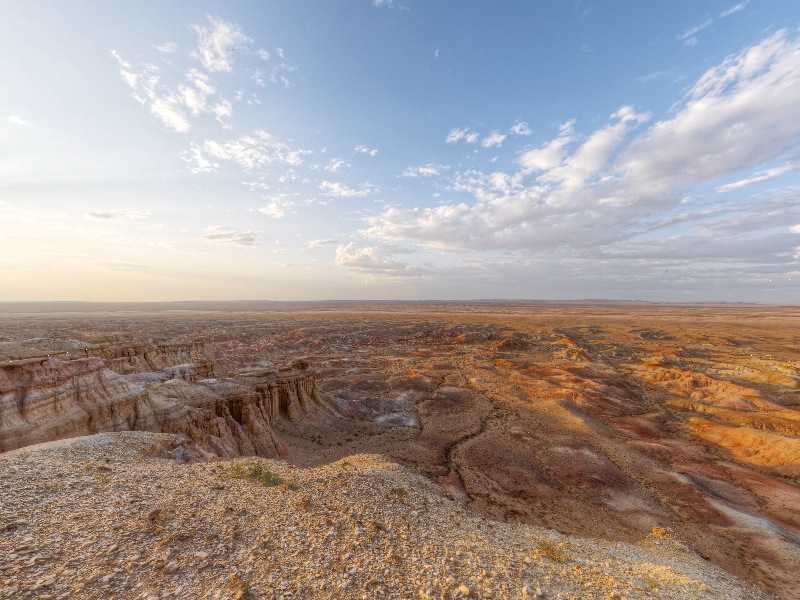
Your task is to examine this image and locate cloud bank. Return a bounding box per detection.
[365,29,800,271]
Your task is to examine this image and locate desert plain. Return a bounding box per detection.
[0,301,798,599]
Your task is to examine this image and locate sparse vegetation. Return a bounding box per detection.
[224,460,283,487]
[536,539,571,562]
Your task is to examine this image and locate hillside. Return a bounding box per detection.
[0,432,774,599]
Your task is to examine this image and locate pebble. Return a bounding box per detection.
[163,562,179,574]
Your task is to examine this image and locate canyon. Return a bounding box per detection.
[0,301,798,599]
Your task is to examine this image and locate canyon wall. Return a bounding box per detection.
[0,353,322,456]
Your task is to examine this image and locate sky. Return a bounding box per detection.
[1,1,800,302]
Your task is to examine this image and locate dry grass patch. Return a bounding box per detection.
[535,539,571,562]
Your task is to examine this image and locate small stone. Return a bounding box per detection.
[146,509,161,521]
[163,561,179,574]
[194,551,209,559]
[458,583,471,596]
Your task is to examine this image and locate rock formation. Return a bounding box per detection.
[0,352,323,457]
[0,357,152,452]
[94,339,213,375]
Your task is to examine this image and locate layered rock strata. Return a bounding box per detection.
[92,339,212,375]
[0,356,321,456]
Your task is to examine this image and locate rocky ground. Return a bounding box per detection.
[0,432,774,600]
[0,301,798,599]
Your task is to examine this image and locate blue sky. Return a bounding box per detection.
[2,0,799,301]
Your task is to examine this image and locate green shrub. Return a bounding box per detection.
[224,460,283,487]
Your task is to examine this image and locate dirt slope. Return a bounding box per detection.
[0,432,775,599]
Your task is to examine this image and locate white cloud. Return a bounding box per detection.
[258,194,295,218]
[510,121,531,136]
[446,127,468,144]
[366,30,800,264]
[7,115,27,126]
[720,1,749,18]
[210,100,233,125]
[268,47,295,88]
[192,16,252,73]
[113,48,240,131]
[717,163,796,192]
[679,18,713,46]
[319,181,378,198]
[334,242,412,272]
[202,226,259,246]
[86,209,150,221]
[184,130,308,173]
[402,163,449,178]
[308,239,339,247]
[517,120,575,173]
[178,69,216,116]
[481,131,507,148]
[355,145,379,157]
[446,127,480,144]
[251,68,266,87]
[156,41,177,54]
[112,51,191,132]
[635,69,682,84]
[619,30,800,192]
[790,224,800,234]
[259,203,287,218]
[325,158,346,172]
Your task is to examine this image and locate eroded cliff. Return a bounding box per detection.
[0,352,323,456]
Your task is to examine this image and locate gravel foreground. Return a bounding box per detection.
[0,432,775,600]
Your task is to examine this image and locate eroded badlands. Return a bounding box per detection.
[1,301,798,599]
